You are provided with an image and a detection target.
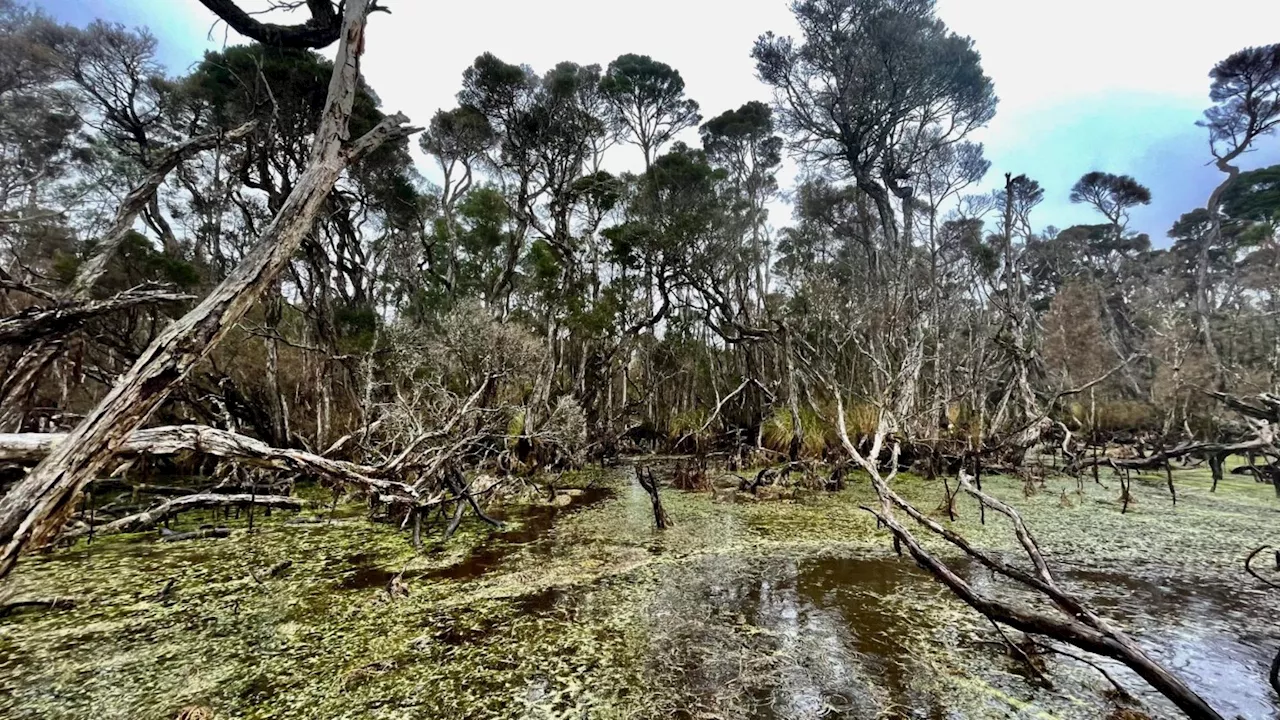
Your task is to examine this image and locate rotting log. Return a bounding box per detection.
[0,596,76,617]
[0,0,421,579]
[159,527,231,543]
[877,469,1225,718]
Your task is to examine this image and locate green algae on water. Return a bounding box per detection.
[1,464,1277,719]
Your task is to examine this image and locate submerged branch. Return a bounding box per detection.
[65,493,300,538]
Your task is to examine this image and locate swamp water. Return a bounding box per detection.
[0,466,1277,719]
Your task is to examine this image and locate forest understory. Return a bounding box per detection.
[2,0,1280,718]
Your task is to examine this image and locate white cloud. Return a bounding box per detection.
[161,0,1280,236]
[937,0,1280,106]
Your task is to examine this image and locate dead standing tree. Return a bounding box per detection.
[0,0,420,579]
[635,465,669,529]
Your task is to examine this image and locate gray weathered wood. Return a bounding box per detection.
[829,394,1226,720]
[0,287,192,345]
[0,424,417,499]
[0,0,418,578]
[66,493,301,538]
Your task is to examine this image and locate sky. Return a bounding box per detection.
[37,0,1280,243]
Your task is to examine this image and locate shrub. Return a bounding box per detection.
[668,408,710,446]
[761,406,826,458]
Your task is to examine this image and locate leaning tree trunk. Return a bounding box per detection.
[0,0,417,579]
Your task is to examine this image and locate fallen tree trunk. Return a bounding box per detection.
[0,596,76,617]
[1207,391,1280,424]
[0,0,420,579]
[1068,436,1275,473]
[0,424,416,499]
[868,481,1224,720]
[159,527,231,542]
[65,493,300,539]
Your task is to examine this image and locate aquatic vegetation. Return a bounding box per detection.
[1,465,1277,719]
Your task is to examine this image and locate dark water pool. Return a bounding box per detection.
[637,552,1278,719]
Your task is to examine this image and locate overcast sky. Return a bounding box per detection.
[39,0,1280,242]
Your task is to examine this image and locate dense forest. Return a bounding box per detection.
[1,0,1279,718]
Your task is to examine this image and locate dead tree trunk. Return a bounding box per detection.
[883,473,1224,720]
[0,425,418,500]
[159,527,231,542]
[0,287,193,345]
[0,0,419,579]
[0,596,75,617]
[66,493,301,539]
[635,465,669,529]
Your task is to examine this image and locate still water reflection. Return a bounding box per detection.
[643,553,1278,719]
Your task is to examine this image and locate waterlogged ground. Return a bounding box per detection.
[1,461,1278,719]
